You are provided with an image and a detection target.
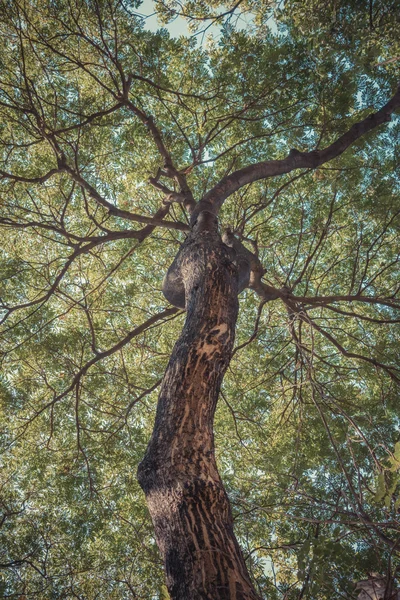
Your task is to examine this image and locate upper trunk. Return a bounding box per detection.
[138,217,262,599]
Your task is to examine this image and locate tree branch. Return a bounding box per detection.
[202,84,400,214]
[12,307,180,436]
[64,166,190,231]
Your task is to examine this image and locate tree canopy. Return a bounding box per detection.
[0,0,400,598]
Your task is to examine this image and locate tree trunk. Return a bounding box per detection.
[137,217,262,600]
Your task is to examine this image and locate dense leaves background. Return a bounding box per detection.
[0,0,399,597]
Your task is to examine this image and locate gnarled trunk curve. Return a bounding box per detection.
[138,221,262,599]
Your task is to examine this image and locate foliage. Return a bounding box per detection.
[0,0,399,598]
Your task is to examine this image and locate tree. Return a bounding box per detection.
[0,0,400,598]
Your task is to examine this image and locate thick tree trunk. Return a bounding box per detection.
[137,218,262,599]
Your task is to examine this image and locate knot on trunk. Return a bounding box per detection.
[162,212,243,309]
[221,229,251,293]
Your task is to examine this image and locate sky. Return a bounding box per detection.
[135,0,267,43]
[137,0,199,38]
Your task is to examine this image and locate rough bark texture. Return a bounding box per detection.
[138,216,262,600]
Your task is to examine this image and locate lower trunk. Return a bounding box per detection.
[137,224,262,600]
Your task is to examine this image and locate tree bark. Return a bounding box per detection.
[137,216,262,599]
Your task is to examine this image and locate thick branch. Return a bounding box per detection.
[64,166,190,231]
[0,167,60,184]
[202,85,400,214]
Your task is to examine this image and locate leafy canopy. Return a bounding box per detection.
[0,0,399,598]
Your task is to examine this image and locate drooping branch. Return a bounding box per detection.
[11,307,180,439]
[282,295,400,384]
[0,239,104,324]
[0,207,184,326]
[201,84,400,214]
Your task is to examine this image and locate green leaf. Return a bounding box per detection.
[375,473,386,503]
